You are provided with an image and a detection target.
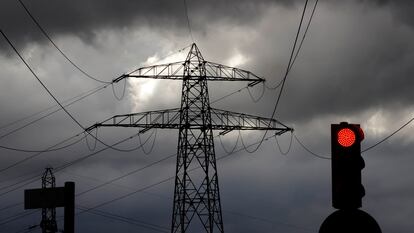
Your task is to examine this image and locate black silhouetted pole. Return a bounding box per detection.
[41,167,58,233]
[64,182,75,233]
[88,43,292,233]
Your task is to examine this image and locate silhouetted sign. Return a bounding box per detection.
[24,182,75,233]
[24,187,65,209]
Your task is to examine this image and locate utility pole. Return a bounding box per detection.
[88,43,292,233]
[41,167,58,233]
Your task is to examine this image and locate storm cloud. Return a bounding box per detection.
[0,0,413,233]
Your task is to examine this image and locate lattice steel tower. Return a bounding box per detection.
[88,43,292,233]
[40,167,58,233]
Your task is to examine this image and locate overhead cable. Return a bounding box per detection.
[0,29,144,153]
[244,0,311,153]
[16,0,112,84]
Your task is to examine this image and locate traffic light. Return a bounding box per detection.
[331,122,365,209]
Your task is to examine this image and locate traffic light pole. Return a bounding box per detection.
[319,122,382,233]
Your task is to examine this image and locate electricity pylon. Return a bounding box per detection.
[40,167,58,233]
[87,43,292,233]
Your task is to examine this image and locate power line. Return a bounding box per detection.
[77,206,169,233]
[362,116,414,152]
[245,0,311,153]
[0,130,148,196]
[0,134,84,174]
[0,133,85,153]
[0,132,297,229]
[0,132,156,226]
[0,210,39,228]
[224,210,313,232]
[0,203,22,213]
[13,225,39,233]
[210,86,249,104]
[0,46,188,142]
[265,0,318,90]
[0,84,106,132]
[289,0,319,73]
[2,85,107,140]
[75,134,277,213]
[0,29,146,154]
[73,133,309,231]
[75,152,175,197]
[0,131,160,226]
[16,0,112,84]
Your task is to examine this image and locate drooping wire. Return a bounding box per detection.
[293,133,331,160]
[238,130,261,154]
[16,0,112,84]
[274,131,294,156]
[137,128,158,155]
[183,0,195,43]
[111,78,127,101]
[218,133,240,155]
[246,82,266,103]
[84,127,98,151]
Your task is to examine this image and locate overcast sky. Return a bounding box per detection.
[0,0,413,232]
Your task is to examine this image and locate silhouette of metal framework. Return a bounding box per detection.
[88,43,292,233]
[41,167,58,233]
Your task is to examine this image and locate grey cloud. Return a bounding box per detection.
[0,0,298,51]
[1,0,414,232]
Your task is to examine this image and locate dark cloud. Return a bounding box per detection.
[0,0,298,51]
[0,0,413,232]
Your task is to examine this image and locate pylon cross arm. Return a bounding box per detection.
[85,108,292,135]
[112,61,265,85]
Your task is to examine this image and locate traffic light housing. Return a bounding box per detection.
[331,122,365,209]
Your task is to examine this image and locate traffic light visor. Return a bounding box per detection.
[337,128,356,147]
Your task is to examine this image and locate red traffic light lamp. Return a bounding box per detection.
[337,128,356,147]
[331,122,365,209]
